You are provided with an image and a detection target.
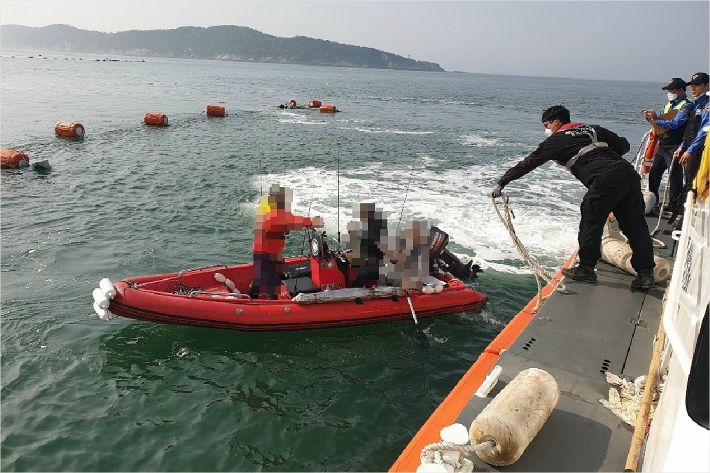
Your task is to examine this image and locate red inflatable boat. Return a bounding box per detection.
[93,228,487,331]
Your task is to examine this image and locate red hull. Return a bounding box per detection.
[108,258,487,331]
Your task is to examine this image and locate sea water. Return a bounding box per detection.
[1,51,657,471]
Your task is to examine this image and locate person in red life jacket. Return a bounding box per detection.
[492,105,655,292]
[249,184,323,299]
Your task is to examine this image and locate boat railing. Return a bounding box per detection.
[661,191,709,373]
[640,154,709,471]
[177,264,229,277]
[632,130,652,176]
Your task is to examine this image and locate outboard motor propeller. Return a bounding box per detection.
[429,226,481,280]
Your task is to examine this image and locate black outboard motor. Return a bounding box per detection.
[429,226,481,280]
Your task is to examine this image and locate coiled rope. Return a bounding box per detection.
[493,193,568,312]
[420,440,495,470]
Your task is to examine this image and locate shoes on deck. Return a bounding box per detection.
[562,264,597,284]
[631,269,654,292]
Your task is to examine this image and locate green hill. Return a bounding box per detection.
[0,24,444,72]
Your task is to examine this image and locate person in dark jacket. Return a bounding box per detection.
[492,105,655,292]
[347,202,387,287]
[675,73,710,188]
[644,78,694,214]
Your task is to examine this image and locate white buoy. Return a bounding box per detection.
[434,285,444,293]
[470,368,559,466]
[99,278,116,299]
[93,302,115,321]
[601,236,671,282]
[225,278,236,292]
[422,285,436,294]
[214,272,227,283]
[92,287,109,309]
[440,423,469,445]
[642,191,657,215]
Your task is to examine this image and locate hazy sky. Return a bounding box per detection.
[1,0,708,81]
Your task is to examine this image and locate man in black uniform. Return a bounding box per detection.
[492,105,655,292]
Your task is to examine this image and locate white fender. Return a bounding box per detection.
[92,287,109,309]
[99,278,116,299]
[93,302,115,321]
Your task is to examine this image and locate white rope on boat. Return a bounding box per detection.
[420,440,496,470]
[493,194,568,312]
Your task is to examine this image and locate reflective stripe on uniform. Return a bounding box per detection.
[565,127,609,171]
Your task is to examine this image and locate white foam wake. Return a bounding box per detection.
[337,126,433,135]
[252,158,582,273]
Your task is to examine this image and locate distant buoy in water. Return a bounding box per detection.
[1,148,30,169]
[55,122,85,139]
[206,104,226,117]
[320,104,337,113]
[144,112,169,127]
[308,100,322,108]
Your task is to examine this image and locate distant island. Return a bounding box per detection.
[0,24,444,72]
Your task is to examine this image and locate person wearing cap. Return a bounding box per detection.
[644,78,694,215]
[249,184,324,299]
[492,105,655,292]
[675,73,710,188]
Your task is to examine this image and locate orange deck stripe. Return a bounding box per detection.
[389,253,576,472]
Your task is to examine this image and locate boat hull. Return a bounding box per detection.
[108,261,487,331]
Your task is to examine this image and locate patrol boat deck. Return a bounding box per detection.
[391,214,677,472]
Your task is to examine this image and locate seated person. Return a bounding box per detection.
[346,203,387,287]
[249,184,323,299]
[379,219,431,291]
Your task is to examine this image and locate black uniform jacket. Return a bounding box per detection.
[498,123,631,189]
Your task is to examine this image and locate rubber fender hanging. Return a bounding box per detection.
[1,148,30,169]
[319,104,337,113]
[308,100,322,108]
[54,121,85,139]
[144,112,169,127]
[206,104,226,117]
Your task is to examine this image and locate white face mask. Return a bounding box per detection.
[667,92,678,101]
[544,128,553,137]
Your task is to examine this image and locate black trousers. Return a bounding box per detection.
[578,165,655,273]
[250,253,282,298]
[648,143,684,208]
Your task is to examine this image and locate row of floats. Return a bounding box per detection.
[1,99,339,169]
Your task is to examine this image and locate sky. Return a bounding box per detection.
[1,0,708,81]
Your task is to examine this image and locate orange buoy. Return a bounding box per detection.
[55,121,85,139]
[206,104,226,117]
[144,112,168,127]
[308,100,322,108]
[642,129,658,174]
[319,104,337,113]
[1,148,30,169]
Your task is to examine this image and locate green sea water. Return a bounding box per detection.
[1,51,657,471]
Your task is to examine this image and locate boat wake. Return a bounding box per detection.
[255,159,581,274]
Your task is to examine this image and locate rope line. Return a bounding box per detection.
[492,194,568,312]
[420,440,495,469]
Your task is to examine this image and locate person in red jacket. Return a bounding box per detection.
[249,184,323,299]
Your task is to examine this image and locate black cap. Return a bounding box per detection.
[662,78,687,90]
[687,72,709,86]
